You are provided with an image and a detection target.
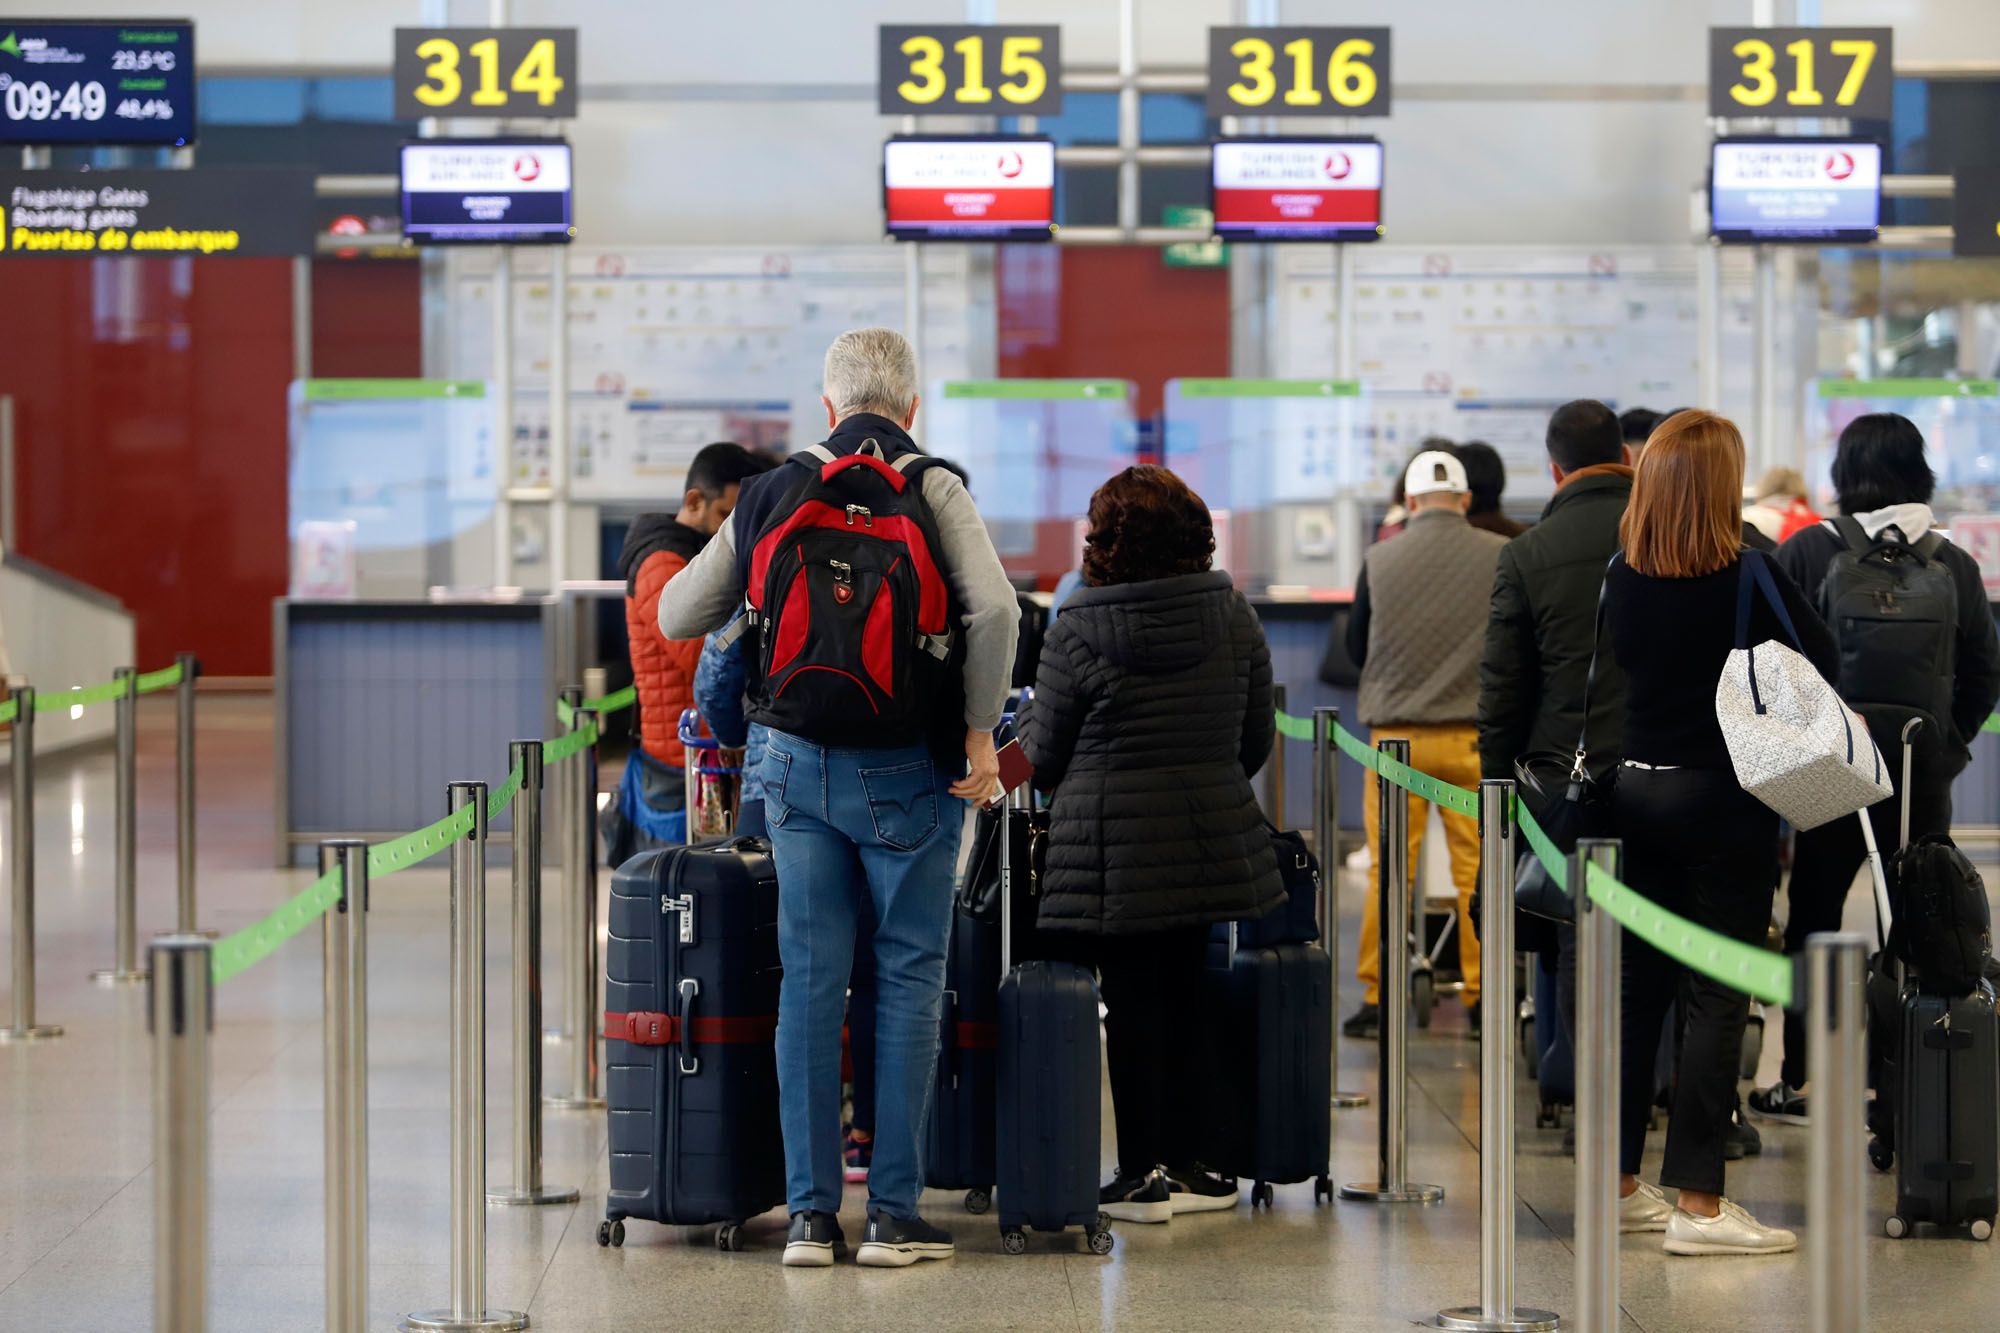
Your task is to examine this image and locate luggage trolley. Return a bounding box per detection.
[677,708,744,844]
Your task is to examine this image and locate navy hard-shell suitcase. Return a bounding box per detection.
[990,798,1114,1255]
[1884,982,2000,1240]
[1206,941,1335,1207]
[924,905,999,1214]
[599,840,785,1250]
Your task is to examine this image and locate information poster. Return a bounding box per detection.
[445,246,985,502]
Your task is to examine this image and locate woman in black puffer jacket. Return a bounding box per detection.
[1020,464,1282,1224]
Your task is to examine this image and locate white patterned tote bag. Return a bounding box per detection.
[1715,552,1891,831]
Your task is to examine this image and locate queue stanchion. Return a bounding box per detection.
[547,710,603,1112]
[546,686,583,1045]
[490,740,578,1205]
[1265,684,1288,822]
[1807,932,1869,1333]
[1571,839,1622,1333]
[1341,737,1440,1202]
[1,685,60,1043]
[322,839,370,1333]
[403,782,528,1333]
[1314,706,1368,1109]
[150,934,213,1332]
[174,652,202,934]
[91,668,149,985]
[1439,781,1559,1332]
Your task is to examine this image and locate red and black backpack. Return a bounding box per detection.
[723,439,959,748]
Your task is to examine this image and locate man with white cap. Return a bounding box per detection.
[1341,448,1507,1040]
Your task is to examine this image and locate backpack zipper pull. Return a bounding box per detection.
[845,504,873,528]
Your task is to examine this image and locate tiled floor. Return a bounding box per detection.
[2,695,1996,1330]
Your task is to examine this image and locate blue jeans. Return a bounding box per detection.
[763,730,964,1218]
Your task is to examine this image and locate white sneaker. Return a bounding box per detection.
[1663,1199,1798,1256]
[1618,1180,1673,1233]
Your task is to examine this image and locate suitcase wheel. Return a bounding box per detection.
[1738,1015,1764,1082]
[1536,1103,1563,1130]
[1867,1139,1894,1174]
[964,1187,992,1215]
[1314,1176,1332,1206]
[1520,1015,1540,1081]
[1885,1215,1909,1240]
[1972,1219,1994,1243]
[597,1219,626,1249]
[1087,1221,1115,1256]
[716,1222,747,1253]
[1412,971,1436,1029]
[1251,1181,1275,1209]
[1000,1228,1029,1256]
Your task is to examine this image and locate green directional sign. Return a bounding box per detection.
[1163,204,1226,269]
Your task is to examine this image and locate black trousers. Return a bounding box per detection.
[1047,924,1210,1177]
[1614,767,1778,1195]
[1779,778,1952,1088]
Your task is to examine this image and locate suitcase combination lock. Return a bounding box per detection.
[660,893,697,945]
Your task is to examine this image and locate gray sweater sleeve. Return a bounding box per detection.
[657,514,744,640]
[923,466,1018,732]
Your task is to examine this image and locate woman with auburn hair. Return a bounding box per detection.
[1602,410,1837,1256]
[1019,464,1282,1224]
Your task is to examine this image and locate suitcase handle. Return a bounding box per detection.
[678,978,701,1075]
[940,988,959,1082]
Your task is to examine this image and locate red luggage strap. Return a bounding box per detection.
[954,1020,998,1050]
[604,1011,780,1045]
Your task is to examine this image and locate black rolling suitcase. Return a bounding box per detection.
[599,840,785,1250]
[992,796,1115,1255]
[923,904,999,1215]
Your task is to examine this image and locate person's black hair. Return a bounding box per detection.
[1832,412,1935,515]
[684,442,765,499]
[1454,440,1507,514]
[1618,407,1664,446]
[1546,400,1624,472]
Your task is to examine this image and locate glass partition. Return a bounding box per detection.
[924,379,1137,587]
[1807,377,2000,589]
[287,379,497,597]
[1162,378,1366,592]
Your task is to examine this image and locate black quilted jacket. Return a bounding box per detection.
[1019,571,1283,935]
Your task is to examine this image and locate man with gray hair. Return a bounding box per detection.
[660,327,1016,1268]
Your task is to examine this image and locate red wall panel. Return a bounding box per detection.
[998,245,1230,420]
[0,257,293,676]
[311,259,422,378]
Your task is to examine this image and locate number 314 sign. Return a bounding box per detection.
[394,28,575,120]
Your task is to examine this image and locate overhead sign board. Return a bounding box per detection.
[1709,27,1893,121]
[1952,169,2000,258]
[0,167,315,256]
[1206,27,1390,118]
[883,136,1055,242]
[393,28,575,120]
[1210,139,1384,242]
[400,140,574,244]
[877,24,1061,117]
[0,20,196,146]
[1710,138,1881,244]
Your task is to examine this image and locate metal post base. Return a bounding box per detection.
[486,1184,580,1207]
[542,1094,604,1112]
[1436,1306,1561,1332]
[1333,1090,1371,1108]
[89,968,150,986]
[1339,1181,1444,1204]
[399,1310,529,1333]
[0,1025,64,1043]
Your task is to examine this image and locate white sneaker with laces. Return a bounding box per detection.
[1618,1180,1673,1233]
[1663,1199,1797,1256]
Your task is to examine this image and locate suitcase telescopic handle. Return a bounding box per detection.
[677,977,701,1075]
[1900,717,1923,851]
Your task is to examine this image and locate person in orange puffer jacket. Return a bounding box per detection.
[610,443,771,855]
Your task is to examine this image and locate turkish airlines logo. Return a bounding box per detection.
[1324,152,1352,181]
[512,154,542,183]
[1824,151,1855,181]
[996,150,1023,178]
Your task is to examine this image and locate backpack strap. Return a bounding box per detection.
[1831,514,1872,553]
[712,602,753,651]
[1913,530,1945,561]
[799,443,838,468]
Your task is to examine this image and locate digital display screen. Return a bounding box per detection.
[0,20,196,146]
[1211,139,1383,242]
[883,136,1055,242]
[401,140,573,244]
[1710,138,1881,243]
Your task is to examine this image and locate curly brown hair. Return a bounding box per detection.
[1082,465,1215,587]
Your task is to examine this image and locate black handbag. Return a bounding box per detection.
[1510,557,1621,922]
[958,802,1048,924]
